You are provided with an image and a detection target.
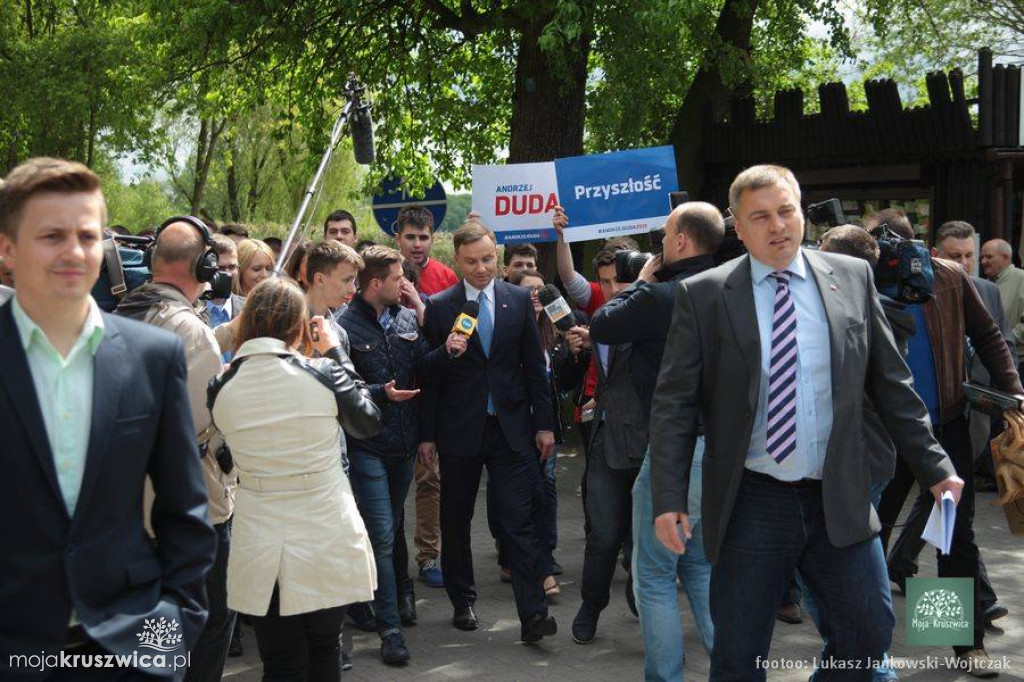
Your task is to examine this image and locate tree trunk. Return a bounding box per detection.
[246,147,270,218]
[190,117,225,215]
[667,0,760,200]
[225,134,241,222]
[507,17,592,282]
[85,99,98,168]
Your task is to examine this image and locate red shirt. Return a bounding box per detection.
[579,280,605,318]
[418,258,459,296]
[577,280,606,414]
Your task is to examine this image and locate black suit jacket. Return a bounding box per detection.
[0,302,215,678]
[419,279,553,456]
[650,251,956,564]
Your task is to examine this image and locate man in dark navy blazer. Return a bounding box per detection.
[418,221,557,643]
[0,158,215,680]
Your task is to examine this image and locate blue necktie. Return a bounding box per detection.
[207,303,233,363]
[209,303,230,328]
[478,292,495,414]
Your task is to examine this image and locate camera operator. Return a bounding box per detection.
[866,209,1021,673]
[587,202,723,677]
[114,217,237,682]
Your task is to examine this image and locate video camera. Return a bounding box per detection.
[614,191,690,282]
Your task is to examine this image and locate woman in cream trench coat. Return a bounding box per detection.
[209,277,382,681]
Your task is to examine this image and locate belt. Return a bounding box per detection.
[744,469,821,489]
[238,467,340,492]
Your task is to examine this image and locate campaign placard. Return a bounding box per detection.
[471,161,560,244]
[471,146,678,244]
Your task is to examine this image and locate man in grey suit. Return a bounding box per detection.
[650,165,963,681]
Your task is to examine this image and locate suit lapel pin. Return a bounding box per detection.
[502,303,508,309]
[829,284,837,292]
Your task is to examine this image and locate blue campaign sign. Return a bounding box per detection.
[554,145,678,242]
[372,177,447,236]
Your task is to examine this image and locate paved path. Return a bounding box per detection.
[224,445,1024,681]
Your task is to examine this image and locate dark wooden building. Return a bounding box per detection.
[699,49,1024,247]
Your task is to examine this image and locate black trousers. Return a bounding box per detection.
[440,416,547,624]
[877,415,987,652]
[185,520,236,682]
[250,586,346,682]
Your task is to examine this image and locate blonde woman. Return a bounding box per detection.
[209,277,381,681]
[234,238,275,296]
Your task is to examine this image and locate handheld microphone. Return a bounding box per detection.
[448,300,480,359]
[537,284,577,333]
[345,74,375,165]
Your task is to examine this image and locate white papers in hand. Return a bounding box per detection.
[921,490,956,555]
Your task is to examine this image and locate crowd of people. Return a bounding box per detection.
[0,156,1020,682]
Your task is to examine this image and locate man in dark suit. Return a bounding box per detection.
[418,221,557,643]
[0,157,216,680]
[650,164,963,681]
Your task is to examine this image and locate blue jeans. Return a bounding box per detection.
[802,481,898,682]
[710,472,893,681]
[348,451,415,635]
[632,441,713,682]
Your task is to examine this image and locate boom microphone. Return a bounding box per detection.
[350,105,375,165]
[449,300,480,359]
[345,74,375,165]
[537,284,577,333]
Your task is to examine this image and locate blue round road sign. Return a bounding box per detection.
[372,177,447,236]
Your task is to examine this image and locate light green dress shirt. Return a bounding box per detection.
[12,296,105,517]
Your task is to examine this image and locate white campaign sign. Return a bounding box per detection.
[471,162,560,243]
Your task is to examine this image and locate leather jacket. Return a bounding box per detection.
[338,295,427,458]
[922,258,1022,423]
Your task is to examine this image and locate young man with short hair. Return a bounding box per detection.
[396,204,456,588]
[504,243,538,281]
[339,245,426,665]
[397,205,457,297]
[325,209,359,248]
[0,157,215,679]
[305,239,362,344]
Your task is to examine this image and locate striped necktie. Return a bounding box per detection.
[766,271,798,464]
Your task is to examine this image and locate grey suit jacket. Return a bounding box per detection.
[971,276,1017,372]
[650,249,956,565]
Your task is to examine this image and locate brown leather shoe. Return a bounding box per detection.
[776,603,803,624]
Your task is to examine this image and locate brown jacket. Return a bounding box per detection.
[922,258,1023,423]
